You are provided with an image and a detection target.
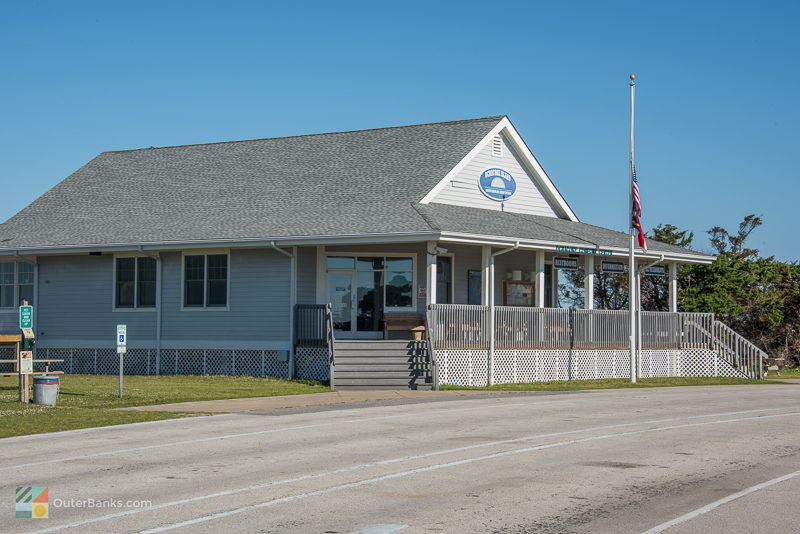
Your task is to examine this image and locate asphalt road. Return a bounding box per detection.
[3,385,800,534]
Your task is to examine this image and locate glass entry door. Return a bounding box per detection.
[328,272,353,334]
[327,255,414,339]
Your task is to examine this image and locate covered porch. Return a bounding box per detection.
[297,238,764,389]
[307,238,688,341]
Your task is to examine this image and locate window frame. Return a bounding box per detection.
[325,252,417,313]
[112,254,158,312]
[0,261,34,309]
[180,250,231,311]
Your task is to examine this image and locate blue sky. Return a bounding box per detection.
[1,1,797,259]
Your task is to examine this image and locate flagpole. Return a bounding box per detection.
[628,74,637,384]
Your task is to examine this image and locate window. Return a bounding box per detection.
[384,257,413,308]
[115,257,156,308]
[436,256,453,304]
[0,262,34,308]
[183,254,228,308]
[467,269,482,305]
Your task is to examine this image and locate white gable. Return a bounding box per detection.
[419,117,578,221]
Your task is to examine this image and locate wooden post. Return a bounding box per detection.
[17,340,29,403]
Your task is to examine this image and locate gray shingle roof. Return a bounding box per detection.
[0,116,711,260]
[0,117,503,248]
[415,203,713,258]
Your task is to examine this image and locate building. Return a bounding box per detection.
[0,116,764,388]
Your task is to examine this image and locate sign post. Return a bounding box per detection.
[18,305,35,402]
[116,325,126,398]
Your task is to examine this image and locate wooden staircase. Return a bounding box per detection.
[333,340,432,390]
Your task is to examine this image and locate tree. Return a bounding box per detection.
[680,214,800,365]
[708,214,762,258]
[640,224,695,311]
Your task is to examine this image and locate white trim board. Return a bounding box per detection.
[33,339,291,351]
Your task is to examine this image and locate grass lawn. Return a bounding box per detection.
[440,376,784,391]
[771,366,800,377]
[0,374,330,439]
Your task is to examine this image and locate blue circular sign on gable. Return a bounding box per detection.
[478,168,516,201]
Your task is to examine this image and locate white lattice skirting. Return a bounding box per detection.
[22,348,289,379]
[435,349,746,387]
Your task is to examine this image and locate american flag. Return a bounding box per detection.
[631,166,646,249]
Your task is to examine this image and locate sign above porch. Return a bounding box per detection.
[553,257,579,271]
[556,246,613,256]
[478,168,516,201]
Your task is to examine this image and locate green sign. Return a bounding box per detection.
[19,306,33,329]
[555,246,613,256]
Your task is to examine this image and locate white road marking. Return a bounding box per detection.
[134,411,800,534]
[641,469,800,533]
[348,525,407,534]
[0,398,562,471]
[1,403,792,473]
[19,409,800,534]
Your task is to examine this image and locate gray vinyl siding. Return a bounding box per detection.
[296,246,317,305]
[36,254,157,346]
[429,133,559,217]
[0,310,19,335]
[439,243,482,305]
[34,249,291,348]
[161,249,290,342]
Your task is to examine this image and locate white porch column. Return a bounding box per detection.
[668,262,678,312]
[487,251,496,385]
[315,245,326,304]
[481,245,492,305]
[534,250,545,307]
[426,241,438,305]
[584,255,594,309]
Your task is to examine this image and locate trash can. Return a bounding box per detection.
[33,376,59,406]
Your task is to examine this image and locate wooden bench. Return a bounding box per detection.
[383,313,426,340]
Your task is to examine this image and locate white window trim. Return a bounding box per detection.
[325,252,417,312]
[0,261,34,310]
[180,250,231,312]
[112,253,158,312]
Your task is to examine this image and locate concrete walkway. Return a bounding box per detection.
[123,389,509,413]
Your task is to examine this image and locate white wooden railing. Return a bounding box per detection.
[427,305,717,350]
[427,304,763,379]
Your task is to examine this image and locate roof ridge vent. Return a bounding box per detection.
[491,135,503,157]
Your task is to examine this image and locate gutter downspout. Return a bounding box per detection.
[270,242,296,379]
[488,242,519,386]
[139,247,162,375]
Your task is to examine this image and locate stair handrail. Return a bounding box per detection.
[325,303,336,390]
[425,306,439,390]
[682,316,766,379]
[711,320,767,379]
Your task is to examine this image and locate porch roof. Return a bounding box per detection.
[416,203,714,262]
